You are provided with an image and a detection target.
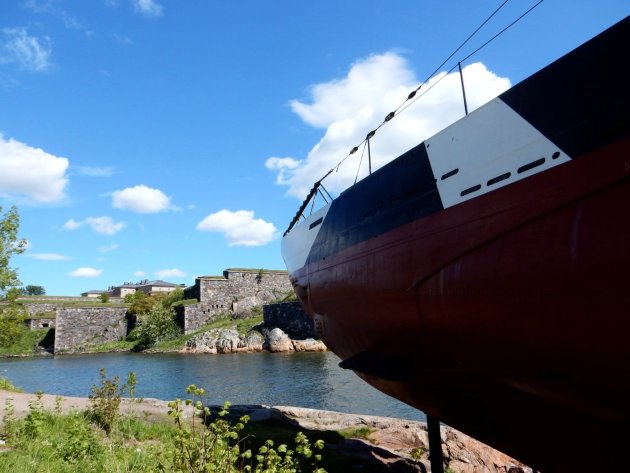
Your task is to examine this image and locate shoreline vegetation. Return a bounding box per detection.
[0,374,526,473]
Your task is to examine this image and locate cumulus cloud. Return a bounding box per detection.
[69,267,102,278]
[98,243,119,253]
[196,209,278,247]
[133,0,163,17]
[270,53,511,198]
[0,134,69,203]
[265,157,300,185]
[111,184,173,213]
[27,253,71,261]
[1,28,52,72]
[133,270,146,277]
[64,216,125,235]
[155,268,186,279]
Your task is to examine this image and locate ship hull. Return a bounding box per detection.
[282,17,630,472]
[290,139,630,471]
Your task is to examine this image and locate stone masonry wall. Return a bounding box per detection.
[22,303,57,317]
[25,318,56,330]
[182,269,293,333]
[55,307,130,353]
[263,301,317,339]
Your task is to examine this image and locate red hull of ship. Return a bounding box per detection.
[292,139,630,471]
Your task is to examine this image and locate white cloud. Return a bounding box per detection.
[270,53,511,198]
[196,209,278,247]
[133,270,146,277]
[111,185,173,213]
[69,267,102,278]
[155,268,186,279]
[27,253,71,261]
[85,216,125,235]
[0,134,69,203]
[265,157,300,185]
[133,0,163,17]
[65,216,124,234]
[63,218,82,230]
[98,243,119,253]
[1,28,52,72]
[74,165,115,177]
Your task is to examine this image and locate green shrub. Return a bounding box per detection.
[56,413,103,463]
[99,293,110,303]
[135,304,181,348]
[160,385,326,473]
[0,298,27,347]
[88,369,136,435]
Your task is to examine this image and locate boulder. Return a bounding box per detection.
[243,330,265,351]
[267,328,294,352]
[292,338,327,352]
[215,328,240,354]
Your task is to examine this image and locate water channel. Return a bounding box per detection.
[0,351,425,421]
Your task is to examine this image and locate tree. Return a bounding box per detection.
[0,206,27,347]
[24,285,45,296]
[0,205,27,296]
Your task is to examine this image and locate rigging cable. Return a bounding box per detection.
[317,0,545,188]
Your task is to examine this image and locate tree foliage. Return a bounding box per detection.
[135,304,181,348]
[0,205,27,296]
[23,285,46,296]
[126,291,156,315]
[0,206,27,348]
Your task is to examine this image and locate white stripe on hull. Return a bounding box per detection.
[426,98,571,209]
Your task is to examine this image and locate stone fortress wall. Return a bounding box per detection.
[54,307,132,353]
[18,268,300,353]
[182,268,293,333]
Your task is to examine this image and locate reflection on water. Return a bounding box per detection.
[0,351,425,421]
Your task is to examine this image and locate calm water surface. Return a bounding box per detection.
[0,351,425,421]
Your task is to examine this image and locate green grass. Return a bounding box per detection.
[0,376,23,392]
[170,298,198,307]
[77,339,139,353]
[27,311,56,319]
[0,328,50,357]
[0,384,331,473]
[337,426,376,440]
[14,298,128,308]
[0,409,173,472]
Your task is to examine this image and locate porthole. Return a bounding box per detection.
[487,172,511,186]
[518,157,546,174]
[441,168,459,180]
[460,184,481,196]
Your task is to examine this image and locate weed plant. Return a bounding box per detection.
[0,370,326,473]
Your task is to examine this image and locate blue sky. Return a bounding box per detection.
[1,0,627,296]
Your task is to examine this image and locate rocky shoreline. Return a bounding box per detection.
[182,326,327,354]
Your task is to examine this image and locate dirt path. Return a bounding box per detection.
[0,389,174,422]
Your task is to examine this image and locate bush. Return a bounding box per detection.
[0,298,27,347]
[135,304,181,348]
[127,291,157,315]
[99,293,110,303]
[160,385,326,473]
[88,369,136,435]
